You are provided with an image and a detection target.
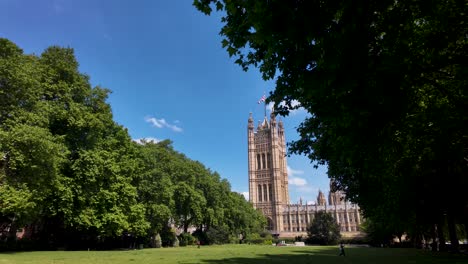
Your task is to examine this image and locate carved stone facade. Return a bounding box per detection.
[248,113,362,237]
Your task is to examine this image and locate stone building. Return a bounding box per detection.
[248,113,362,237]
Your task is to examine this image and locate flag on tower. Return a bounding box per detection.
[257,94,266,104]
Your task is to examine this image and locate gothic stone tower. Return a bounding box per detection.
[248,112,289,233]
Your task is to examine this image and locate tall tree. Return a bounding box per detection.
[0,39,147,245]
[134,140,174,237]
[194,0,467,249]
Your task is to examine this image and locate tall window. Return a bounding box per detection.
[268,184,273,201]
[263,184,268,201]
[267,153,271,168]
[256,154,261,170]
[258,185,262,202]
[262,153,266,169]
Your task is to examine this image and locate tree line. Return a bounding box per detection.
[194,0,467,251]
[0,38,265,250]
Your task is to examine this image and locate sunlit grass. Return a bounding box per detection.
[1,244,467,264]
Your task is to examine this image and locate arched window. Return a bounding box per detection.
[267,153,271,168]
[266,217,274,231]
[258,184,262,202]
[262,153,266,169]
[268,184,273,201]
[256,154,261,170]
[263,184,268,201]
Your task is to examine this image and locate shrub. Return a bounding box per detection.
[160,226,177,247]
[245,233,274,244]
[206,226,230,245]
[192,229,208,245]
[178,233,196,246]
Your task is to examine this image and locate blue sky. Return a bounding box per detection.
[0,0,330,204]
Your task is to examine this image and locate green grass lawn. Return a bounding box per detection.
[1,245,467,264]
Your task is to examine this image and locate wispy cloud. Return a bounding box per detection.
[289,177,307,186]
[288,166,307,186]
[133,137,161,144]
[287,165,321,203]
[287,166,304,176]
[145,116,182,132]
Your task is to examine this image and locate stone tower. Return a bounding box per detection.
[329,180,345,205]
[248,112,289,233]
[317,190,327,206]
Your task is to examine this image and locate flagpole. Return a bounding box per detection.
[264,100,266,117]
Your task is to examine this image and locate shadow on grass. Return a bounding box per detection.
[198,247,468,264]
[199,248,340,264]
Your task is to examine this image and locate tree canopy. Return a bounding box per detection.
[0,38,265,250]
[306,211,341,245]
[194,0,467,250]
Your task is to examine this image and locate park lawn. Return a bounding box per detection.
[0,245,467,264]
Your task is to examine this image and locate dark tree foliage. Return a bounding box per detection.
[194,0,467,250]
[306,211,341,245]
[205,225,230,245]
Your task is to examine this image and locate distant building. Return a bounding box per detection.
[247,112,362,237]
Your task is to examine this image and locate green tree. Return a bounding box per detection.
[223,192,266,238]
[134,140,175,240]
[174,182,206,233]
[1,37,275,248]
[307,211,341,245]
[0,39,147,246]
[194,0,467,250]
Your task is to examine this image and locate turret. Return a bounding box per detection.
[317,190,327,206]
[328,180,344,205]
[248,112,254,130]
[270,111,276,126]
[247,112,256,203]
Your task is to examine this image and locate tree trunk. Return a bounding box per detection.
[6,218,17,243]
[447,213,459,252]
[183,216,188,233]
[431,224,438,251]
[465,223,468,243]
[437,217,446,252]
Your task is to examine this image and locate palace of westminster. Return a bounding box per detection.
[248,112,362,237]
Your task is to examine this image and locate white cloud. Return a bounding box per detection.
[288,166,307,186]
[145,116,182,132]
[289,176,307,187]
[241,192,249,200]
[287,166,304,176]
[133,137,160,144]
